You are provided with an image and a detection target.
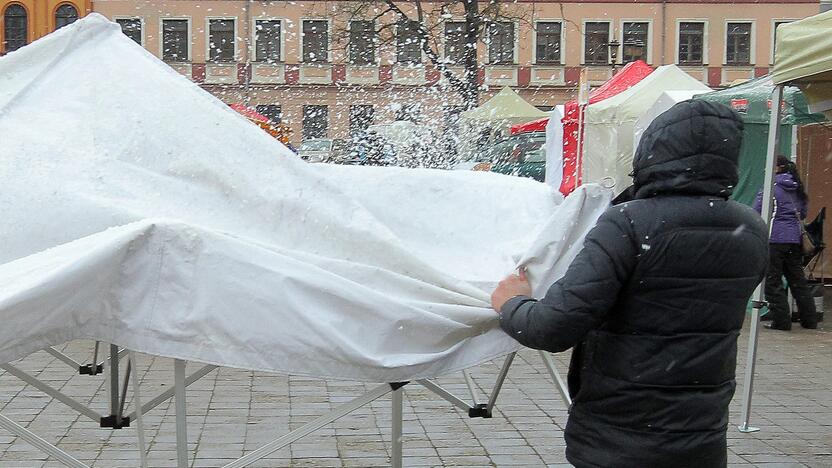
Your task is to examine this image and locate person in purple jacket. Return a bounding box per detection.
[754,155,818,330]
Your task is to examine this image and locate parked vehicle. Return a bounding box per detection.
[298,138,345,163]
[489,132,547,182]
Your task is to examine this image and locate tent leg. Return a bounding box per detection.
[738,84,784,433]
[128,351,149,468]
[0,413,90,468]
[486,352,515,414]
[539,351,572,407]
[391,385,403,468]
[101,344,128,428]
[462,370,481,406]
[174,359,188,468]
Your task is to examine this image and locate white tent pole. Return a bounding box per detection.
[128,351,148,468]
[738,84,784,433]
[174,359,189,468]
[0,413,90,468]
[391,386,404,468]
[539,351,572,407]
[575,104,586,188]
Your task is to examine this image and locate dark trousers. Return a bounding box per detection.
[765,243,817,328]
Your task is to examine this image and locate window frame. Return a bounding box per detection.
[159,17,192,63]
[533,19,565,65]
[348,20,377,66]
[486,20,517,65]
[205,17,237,63]
[252,17,284,63]
[349,105,375,136]
[582,20,612,66]
[396,19,422,64]
[54,3,79,30]
[619,19,652,64]
[302,104,329,140]
[300,18,331,64]
[442,20,468,65]
[114,16,145,46]
[675,19,709,66]
[770,19,795,65]
[723,20,755,66]
[2,3,29,53]
[255,104,282,124]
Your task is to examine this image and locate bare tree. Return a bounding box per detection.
[334,0,532,110]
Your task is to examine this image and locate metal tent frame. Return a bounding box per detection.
[1,343,571,467]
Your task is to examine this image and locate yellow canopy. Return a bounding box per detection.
[461,87,548,124]
[772,10,832,118]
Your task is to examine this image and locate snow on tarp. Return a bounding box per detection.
[0,15,611,382]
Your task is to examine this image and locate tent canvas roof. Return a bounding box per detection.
[695,75,825,125]
[461,87,547,123]
[773,10,832,118]
[0,14,612,382]
[587,64,711,123]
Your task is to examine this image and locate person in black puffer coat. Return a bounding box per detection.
[491,100,769,468]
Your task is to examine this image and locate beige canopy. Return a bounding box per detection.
[772,10,832,118]
[461,87,548,124]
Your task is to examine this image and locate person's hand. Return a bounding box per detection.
[491,267,532,313]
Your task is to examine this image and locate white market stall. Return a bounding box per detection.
[583,65,712,193]
[544,105,566,189]
[0,15,610,467]
[632,89,711,153]
[738,9,832,434]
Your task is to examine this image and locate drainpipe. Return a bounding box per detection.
[661,0,667,65]
[244,0,252,104]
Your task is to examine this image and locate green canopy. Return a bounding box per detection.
[695,75,825,205]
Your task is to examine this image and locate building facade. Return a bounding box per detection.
[0,0,91,52]
[2,0,824,144]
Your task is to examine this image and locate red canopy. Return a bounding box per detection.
[229,103,271,124]
[510,117,548,135]
[560,60,653,195]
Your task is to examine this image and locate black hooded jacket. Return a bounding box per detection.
[499,101,768,467]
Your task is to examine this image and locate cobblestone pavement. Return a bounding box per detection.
[1,319,829,467]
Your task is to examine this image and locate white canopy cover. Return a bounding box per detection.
[0,15,611,382]
[544,105,566,189]
[583,65,711,193]
[632,90,710,155]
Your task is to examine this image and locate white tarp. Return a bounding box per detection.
[584,65,711,193]
[544,105,565,189]
[632,90,709,155]
[0,15,611,382]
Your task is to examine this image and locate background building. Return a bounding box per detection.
[2,0,824,144]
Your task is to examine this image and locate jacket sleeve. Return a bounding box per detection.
[753,190,763,214]
[499,207,638,353]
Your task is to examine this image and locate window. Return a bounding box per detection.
[726,22,751,65]
[255,105,281,124]
[535,22,561,64]
[55,4,78,30]
[444,21,466,64]
[302,20,328,63]
[3,4,27,53]
[396,20,421,64]
[678,22,705,65]
[349,21,375,65]
[116,18,142,45]
[209,19,235,62]
[396,104,420,123]
[584,22,610,65]
[772,20,791,62]
[487,22,514,64]
[350,105,374,136]
[303,105,328,139]
[162,19,189,62]
[255,20,281,62]
[622,22,648,63]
